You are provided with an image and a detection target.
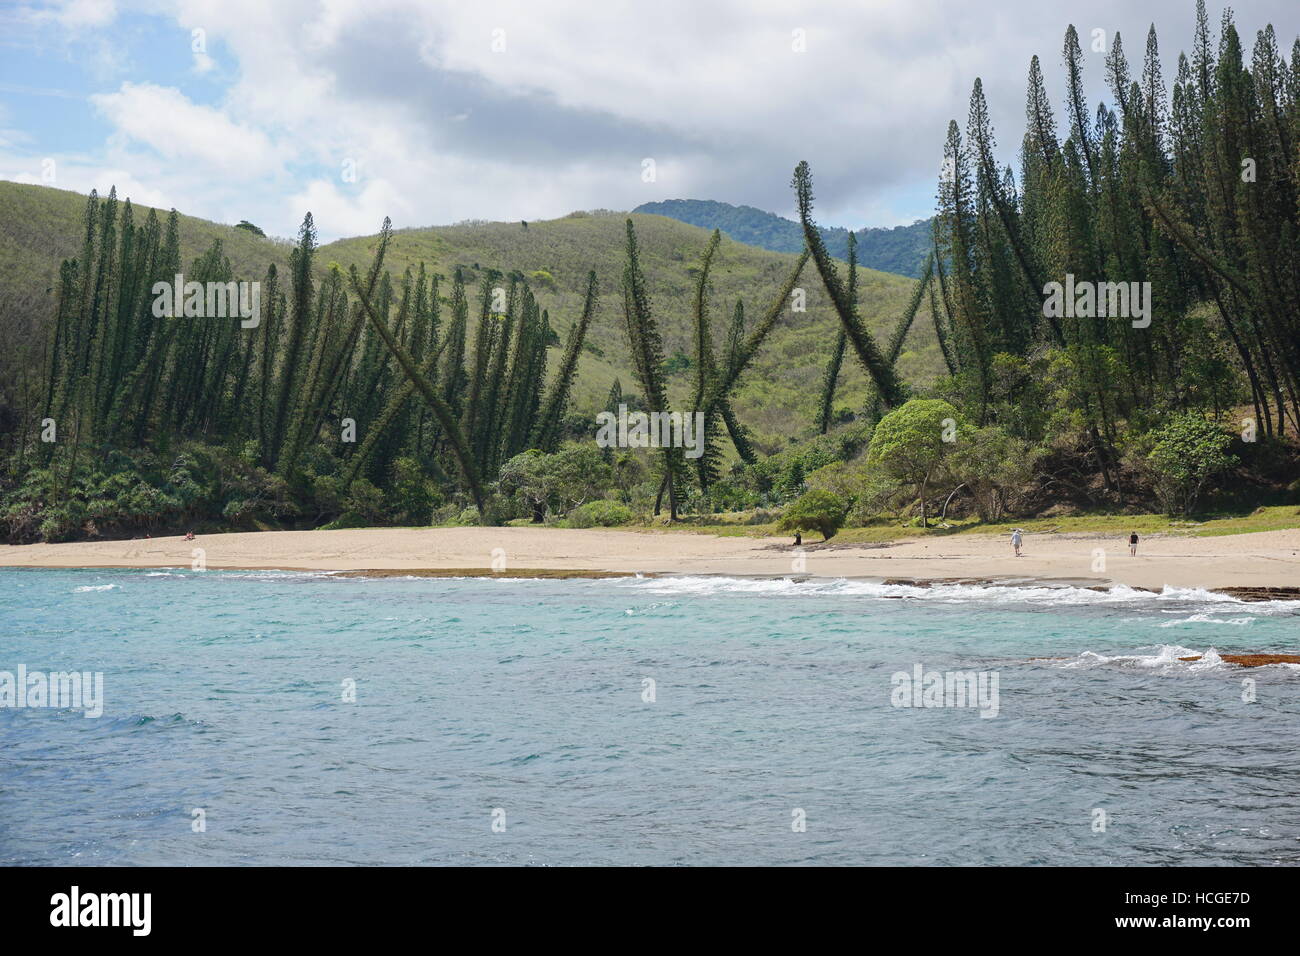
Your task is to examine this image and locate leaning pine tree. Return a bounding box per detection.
[621,219,688,519]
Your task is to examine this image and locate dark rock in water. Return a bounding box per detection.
[1179,653,1300,667]
[1215,586,1300,602]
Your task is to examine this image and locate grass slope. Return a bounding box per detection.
[0,181,945,449]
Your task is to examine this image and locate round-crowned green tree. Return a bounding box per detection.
[867,399,966,527]
[778,488,848,540]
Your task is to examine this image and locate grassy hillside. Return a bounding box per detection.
[0,180,944,450]
[0,180,289,315]
[633,198,933,278]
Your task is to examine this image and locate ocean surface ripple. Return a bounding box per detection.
[1,568,1297,866]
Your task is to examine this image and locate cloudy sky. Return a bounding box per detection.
[1,0,1295,241]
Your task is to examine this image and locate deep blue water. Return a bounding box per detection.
[1,568,1298,866]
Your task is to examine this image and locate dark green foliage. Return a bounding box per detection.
[498,444,612,522]
[7,195,615,536]
[565,499,634,527]
[532,271,598,452]
[925,2,1300,478]
[621,219,687,518]
[1144,413,1236,514]
[794,161,906,409]
[7,3,1297,539]
[345,219,485,514]
[777,488,848,540]
[816,234,855,434]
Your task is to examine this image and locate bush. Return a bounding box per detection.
[342,479,387,524]
[947,426,1043,522]
[38,507,79,543]
[777,489,848,540]
[498,444,612,521]
[389,457,440,525]
[527,269,557,290]
[566,500,634,528]
[310,474,344,522]
[1146,414,1236,515]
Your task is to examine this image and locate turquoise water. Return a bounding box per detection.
[2,567,1298,866]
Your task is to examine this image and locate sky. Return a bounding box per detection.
[1,0,1296,242]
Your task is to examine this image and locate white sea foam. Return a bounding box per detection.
[1158,613,1254,627]
[619,575,1300,614]
[1054,643,1222,670]
[1044,643,1300,674]
[72,584,117,592]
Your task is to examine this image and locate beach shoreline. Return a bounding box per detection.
[3,525,1299,597]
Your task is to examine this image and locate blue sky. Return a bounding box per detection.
[2,0,1296,242]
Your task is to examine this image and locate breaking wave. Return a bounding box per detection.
[1042,643,1300,674]
[618,575,1300,614]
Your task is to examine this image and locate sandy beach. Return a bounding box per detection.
[2,525,1298,593]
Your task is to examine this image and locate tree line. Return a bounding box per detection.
[790,1,1298,525]
[2,0,1294,541]
[0,187,813,538]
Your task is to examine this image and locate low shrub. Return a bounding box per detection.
[566,500,634,528]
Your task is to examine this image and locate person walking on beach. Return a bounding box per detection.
[793,532,802,547]
[1011,528,1023,557]
[1129,531,1138,556]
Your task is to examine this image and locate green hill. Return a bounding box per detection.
[0,180,943,451]
[633,198,933,278]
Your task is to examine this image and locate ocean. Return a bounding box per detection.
[2,568,1298,866]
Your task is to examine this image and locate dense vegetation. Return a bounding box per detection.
[1,196,603,540]
[788,1,1300,534]
[634,198,933,278]
[0,182,943,447]
[0,1,1296,543]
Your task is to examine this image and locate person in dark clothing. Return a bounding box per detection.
[793,532,802,547]
[1129,532,1138,556]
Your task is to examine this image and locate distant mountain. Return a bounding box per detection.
[633,199,932,278]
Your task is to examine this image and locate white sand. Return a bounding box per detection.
[3,525,1299,590]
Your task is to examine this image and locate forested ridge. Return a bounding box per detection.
[633,198,933,278]
[0,1,1296,543]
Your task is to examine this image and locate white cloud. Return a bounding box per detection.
[6,0,1299,239]
[90,82,283,177]
[286,177,414,239]
[27,0,118,29]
